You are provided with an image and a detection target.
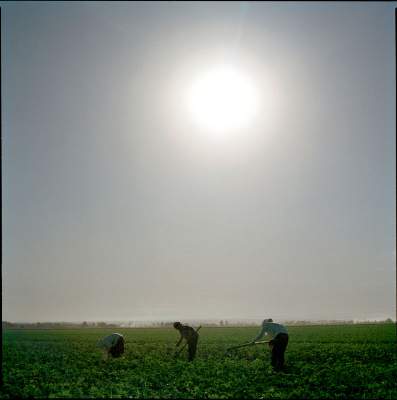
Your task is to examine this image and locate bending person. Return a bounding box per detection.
[97,333,125,360]
[173,322,199,361]
[252,318,288,371]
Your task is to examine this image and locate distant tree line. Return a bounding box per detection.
[2,321,120,329]
[2,318,394,330]
[282,319,395,326]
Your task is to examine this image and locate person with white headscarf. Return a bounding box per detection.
[97,333,125,360]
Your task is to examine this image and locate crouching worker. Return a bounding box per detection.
[97,333,125,360]
[173,322,199,361]
[252,318,288,371]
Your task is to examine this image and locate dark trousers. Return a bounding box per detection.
[188,334,199,361]
[269,333,288,370]
[110,337,125,358]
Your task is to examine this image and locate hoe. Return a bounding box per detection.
[225,340,270,354]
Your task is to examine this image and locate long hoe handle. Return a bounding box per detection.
[225,340,269,354]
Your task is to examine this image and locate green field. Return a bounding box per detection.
[1,324,396,398]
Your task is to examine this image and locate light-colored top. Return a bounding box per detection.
[253,321,288,342]
[97,333,123,350]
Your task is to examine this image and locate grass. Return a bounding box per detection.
[1,324,396,398]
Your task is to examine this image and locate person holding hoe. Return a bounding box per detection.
[173,322,200,361]
[252,318,289,371]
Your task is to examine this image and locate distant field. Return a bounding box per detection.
[1,324,396,398]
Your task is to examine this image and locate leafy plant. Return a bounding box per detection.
[1,324,396,398]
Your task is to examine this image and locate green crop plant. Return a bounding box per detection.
[1,324,396,398]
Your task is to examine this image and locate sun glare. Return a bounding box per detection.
[188,66,259,136]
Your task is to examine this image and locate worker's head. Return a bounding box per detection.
[263,318,273,324]
[173,321,182,330]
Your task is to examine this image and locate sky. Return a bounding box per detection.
[2,1,396,323]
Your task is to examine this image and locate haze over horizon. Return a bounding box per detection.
[2,2,396,323]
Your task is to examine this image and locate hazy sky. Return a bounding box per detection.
[2,1,396,322]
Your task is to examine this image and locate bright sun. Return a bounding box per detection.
[188,66,259,136]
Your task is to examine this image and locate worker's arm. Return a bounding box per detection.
[252,325,267,342]
[97,338,108,350]
[176,333,184,347]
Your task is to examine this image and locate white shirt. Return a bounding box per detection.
[97,333,123,350]
[254,322,288,342]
